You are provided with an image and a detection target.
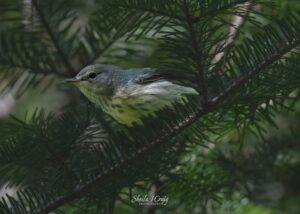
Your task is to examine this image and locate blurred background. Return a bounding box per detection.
[0,0,299,213]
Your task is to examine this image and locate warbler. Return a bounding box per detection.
[64,64,199,126]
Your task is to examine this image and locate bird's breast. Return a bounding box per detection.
[78,80,198,126]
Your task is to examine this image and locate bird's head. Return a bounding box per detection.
[64,64,120,97]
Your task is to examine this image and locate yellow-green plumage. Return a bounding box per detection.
[66,64,199,126]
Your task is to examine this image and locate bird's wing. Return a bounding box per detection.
[133,68,198,88]
[133,68,189,85]
[134,70,165,84]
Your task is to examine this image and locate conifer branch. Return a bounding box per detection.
[110,0,256,24]
[86,37,119,66]
[31,30,300,214]
[191,0,256,23]
[108,2,185,21]
[182,0,208,103]
[210,39,300,105]
[1,1,299,213]
[1,64,62,76]
[31,0,75,75]
[40,139,79,189]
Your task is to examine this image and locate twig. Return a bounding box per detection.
[143,182,161,214]
[0,93,15,119]
[31,0,75,75]
[191,0,253,23]
[211,1,253,72]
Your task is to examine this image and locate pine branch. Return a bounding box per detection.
[182,0,208,103]
[192,0,259,23]
[29,29,300,214]
[210,39,300,105]
[31,0,75,75]
[83,1,164,65]
[108,1,184,21]
[0,64,61,76]
[85,36,120,66]
[39,138,79,189]
[1,2,299,213]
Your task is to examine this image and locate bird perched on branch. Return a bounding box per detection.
[64,64,199,126]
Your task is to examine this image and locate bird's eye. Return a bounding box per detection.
[88,72,97,79]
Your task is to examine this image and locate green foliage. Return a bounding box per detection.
[0,0,299,213]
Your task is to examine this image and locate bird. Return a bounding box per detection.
[64,64,199,126]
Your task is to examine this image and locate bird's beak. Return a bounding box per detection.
[62,77,80,84]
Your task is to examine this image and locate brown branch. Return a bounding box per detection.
[0,93,15,119]
[191,0,254,23]
[31,0,75,75]
[211,1,253,72]
[143,182,161,214]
